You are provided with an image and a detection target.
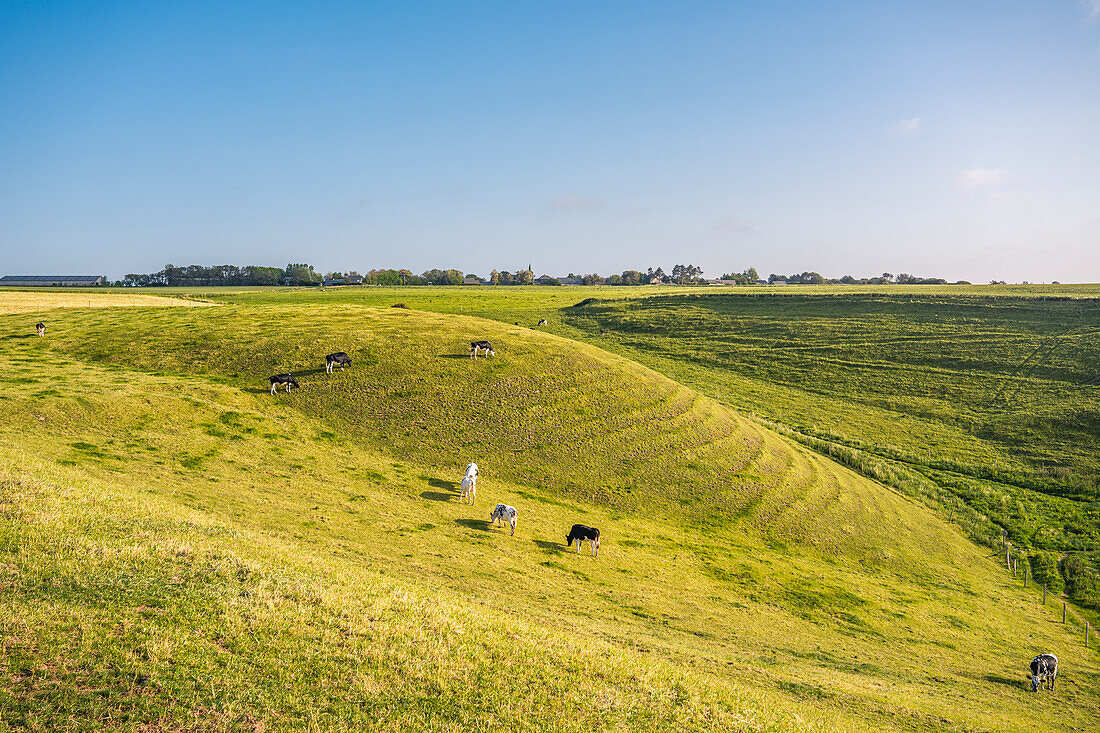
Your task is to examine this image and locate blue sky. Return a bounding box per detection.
[1,1,1098,281]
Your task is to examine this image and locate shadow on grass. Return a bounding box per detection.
[533,539,563,553]
[983,674,1024,689]
[439,354,473,360]
[292,367,327,377]
[420,491,452,502]
[429,478,457,490]
[455,518,490,532]
[245,386,309,395]
[2,334,35,340]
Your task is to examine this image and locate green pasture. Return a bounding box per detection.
[1,291,1099,731]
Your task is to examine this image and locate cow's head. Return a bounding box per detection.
[1030,674,1042,692]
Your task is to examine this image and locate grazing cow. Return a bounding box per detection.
[470,340,495,359]
[460,462,478,505]
[490,503,518,535]
[35,322,45,337]
[269,374,300,395]
[566,524,600,556]
[1029,654,1058,692]
[537,319,547,326]
[325,352,352,374]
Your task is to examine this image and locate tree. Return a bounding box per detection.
[582,273,603,285]
[672,264,703,284]
[744,267,759,281]
[285,263,320,285]
[421,268,464,285]
[620,270,643,285]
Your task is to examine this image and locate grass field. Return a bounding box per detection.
[0,291,209,315]
[2,289,1099,731]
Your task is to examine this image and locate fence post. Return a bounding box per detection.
[1043,584,1046,605]
[1087,622,1090,647]
[1006,547,1010,567]
[1013,559,1017,577]
[1023,565,1027,587]
[1063,603,1067,624]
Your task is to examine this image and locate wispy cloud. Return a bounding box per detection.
[549,194,605,211]
[957,167,1008,186]
[1085,0,1100,20]
[712,216,756,235]
[890,117,923,134]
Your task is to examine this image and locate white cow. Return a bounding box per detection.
[490,504,518,536]
[460,462,478,505]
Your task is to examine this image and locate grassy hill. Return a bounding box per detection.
[2,293,1099,731]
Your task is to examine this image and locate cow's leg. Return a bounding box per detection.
[510,519,515,536]
[271,384,276,395]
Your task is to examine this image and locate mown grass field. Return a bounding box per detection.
[2,289,1099,731]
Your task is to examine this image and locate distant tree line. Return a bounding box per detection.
[119,264,476,287]
[123,264,322,287]
[117,263,969,287]
[767,271,967,285]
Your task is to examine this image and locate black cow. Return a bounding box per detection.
[35,322,45,337]
[269,374,300,395]
[537,319,547,326]
[325,352,352,374]
[566,524,600,556]
[1029,653,1058,692]
[470,340,495,359]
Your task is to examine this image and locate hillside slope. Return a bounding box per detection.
[2,300,1098,731]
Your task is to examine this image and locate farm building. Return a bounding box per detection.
[321,276,364,286]
[0,275,106,287]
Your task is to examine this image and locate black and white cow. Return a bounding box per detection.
[537,319,547,326]
[460,462,478,505]
[490,503,518,535]
[566,524,600,556]
[35,322,45,337]
[269,373,300,395]
[470,341,495,359]
[325,352,352,374]
[1029,653,1058,692]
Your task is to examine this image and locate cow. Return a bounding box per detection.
[470,341,495,359]
[460,463,478,505]
[269,374,300,395]
[490,504,518,535]
[566,524,600,556]
[1029,654,1058,692]
[537,319,547,326]
[325,352,352,374]
[35,322,45,337]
